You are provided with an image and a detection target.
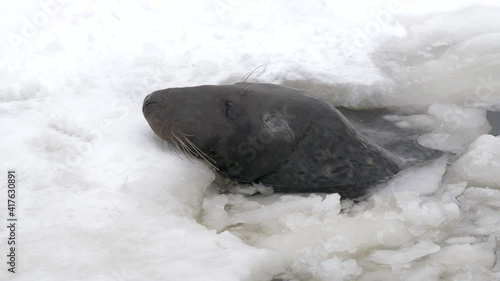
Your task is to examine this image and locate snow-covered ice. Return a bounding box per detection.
[1,0,500,280]
[451,134,500,188]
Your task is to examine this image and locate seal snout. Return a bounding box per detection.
[143,93,152,103]
[142,92,159,116]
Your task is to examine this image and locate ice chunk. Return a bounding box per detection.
[418,104,491,153]
[451,134,500,188]
[367,240,440,268]
[384,156,447,195]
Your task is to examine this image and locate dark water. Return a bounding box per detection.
[338,107,444,167]
[487,111,500,136]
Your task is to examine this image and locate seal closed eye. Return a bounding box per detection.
[142,82,440,199]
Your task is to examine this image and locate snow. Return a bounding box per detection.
[1,0,500,280]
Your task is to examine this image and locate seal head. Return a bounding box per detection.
[143,82,402,199]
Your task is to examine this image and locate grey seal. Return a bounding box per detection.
[143,82,440,199]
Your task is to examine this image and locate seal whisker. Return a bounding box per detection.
[181,137,203,158]
[171,133,192,158]
[176,130,204,158]
[241,65,265,82]
[166,139,174,154]
[177,131,194,137]
[176,130,218,166]
[173,133,218,170]
[172,133,197,161]
[182,135,216,164]
[169,133,185,159]
[178,141,195,164]
[176,136,200,158]
[181,135,219,170]
[156,135,169,153]
[169,141,182,158]
[243,84,258,93]
[176,131,214,164]
[167,137,175,155]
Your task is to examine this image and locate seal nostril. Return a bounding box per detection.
[142,102,157,115]
[143,93,160,115]
[143,97,158,116]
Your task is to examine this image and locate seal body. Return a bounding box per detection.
[143,83,414,199]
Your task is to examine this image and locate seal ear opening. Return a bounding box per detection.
[262,113,295,143]
[223,101,236,119]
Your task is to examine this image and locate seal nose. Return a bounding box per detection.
[142,92,157,115]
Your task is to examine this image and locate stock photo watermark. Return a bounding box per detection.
[8,0,66,53]
[353,0,405,48]
[64,101,129,168]
[227,105,296,176]
[442,73,500,130]
[6,171,17,274]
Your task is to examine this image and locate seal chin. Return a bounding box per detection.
[147,115,174,141]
